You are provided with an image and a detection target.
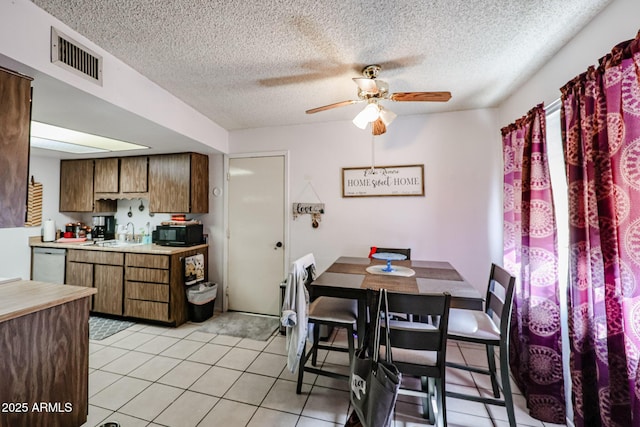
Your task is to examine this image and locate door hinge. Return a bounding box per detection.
[226,172,231,181]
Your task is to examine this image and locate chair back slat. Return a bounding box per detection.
[380,292,451,353]
[386,291,449,318]
[384,325,443,351]
[487,292,505,318]
[484,264,516,332]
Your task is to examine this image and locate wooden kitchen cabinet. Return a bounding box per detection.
[66,249,124,315]
[60,159,116,212]
[93,155,148,202]
[94,264,124,314]
[94,158,119,193]
[120,156,148,193]
[60,159,94,212]
[149,153,209,213]
[65,261,94,310]
[124,247,207,325]
[124,253,171,322]
[0,67,32,228]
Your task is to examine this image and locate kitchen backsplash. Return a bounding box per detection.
[72,198,206,238]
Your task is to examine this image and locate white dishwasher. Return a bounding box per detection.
[32,247,66,284]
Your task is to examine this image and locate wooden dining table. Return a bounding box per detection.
[310,256,484,338]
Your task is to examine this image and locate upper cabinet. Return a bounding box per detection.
[93,156,148,200]
[149,153,209,213]
[59,159,116,212]
[120,156,148,193]
[0,67,32,228]
[59,159,95,212]
[94,158,119,193]
[59,153,207,213]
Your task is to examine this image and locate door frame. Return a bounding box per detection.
[222,150,290,312]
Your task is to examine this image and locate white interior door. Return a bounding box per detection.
[227,155,285,315]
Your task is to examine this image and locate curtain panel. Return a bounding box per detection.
[502,104,566,423]
[560,30,640,426]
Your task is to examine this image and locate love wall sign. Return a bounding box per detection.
[341,164,425,197]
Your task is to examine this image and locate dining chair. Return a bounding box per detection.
[283,254,358,394]
[378,291,451,426]
[445,263,517,427]
[368,246,411,260]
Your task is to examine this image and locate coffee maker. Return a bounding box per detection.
[92,215,116,240]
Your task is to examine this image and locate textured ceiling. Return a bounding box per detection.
[30,0,611,132]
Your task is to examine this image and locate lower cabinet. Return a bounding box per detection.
[66,250,124,315]
[125,253,171,322]
[94,264,124,314]
[63,246,208,326]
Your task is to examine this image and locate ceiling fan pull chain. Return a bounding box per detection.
[370,132,376,171]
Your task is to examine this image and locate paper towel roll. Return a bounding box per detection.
[43,219,56,242]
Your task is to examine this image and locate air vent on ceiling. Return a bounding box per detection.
[50,27,102,85]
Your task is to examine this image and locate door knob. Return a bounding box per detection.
[274,241,283,250]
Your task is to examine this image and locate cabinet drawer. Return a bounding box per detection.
[125,281,169,302]
[68,250,124,265]
[126,267,169,283]
[126,253,169,269]
[125,299,169,322]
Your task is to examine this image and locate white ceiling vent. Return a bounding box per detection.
[51,27,102,85]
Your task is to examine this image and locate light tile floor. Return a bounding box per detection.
[83,321,567,427]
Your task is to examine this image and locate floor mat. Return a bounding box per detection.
[89,316,136,341]
[197,311,279,341]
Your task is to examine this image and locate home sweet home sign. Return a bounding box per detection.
[341,164,424,197]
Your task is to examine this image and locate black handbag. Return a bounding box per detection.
[348,289,401,427]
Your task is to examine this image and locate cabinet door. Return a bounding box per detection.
[149,154,191,213]
[0,69,31,228]
[120,156,148,193]
[190,153,209,213]
[94,264,123,315]
[66,261,93,309]
[94,158,119,193]
[66,261,93,287]
[60,159,94,212]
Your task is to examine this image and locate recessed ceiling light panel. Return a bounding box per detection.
[30,121,148,153]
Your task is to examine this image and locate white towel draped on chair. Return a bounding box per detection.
[281,253,316,372]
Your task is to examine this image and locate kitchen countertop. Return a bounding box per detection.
[0,280,96,323]
[29,236,208,255]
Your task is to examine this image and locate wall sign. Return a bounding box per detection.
[342,164,425,197]
[292,202,325,228]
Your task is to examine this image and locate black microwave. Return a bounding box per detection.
[153,224,203,246]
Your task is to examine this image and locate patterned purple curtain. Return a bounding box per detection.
[502,104,566,423]
[560,31,640,426]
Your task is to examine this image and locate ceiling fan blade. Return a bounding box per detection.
[305,100,359,114]
[390,92,452,102]
[352,78,379,94]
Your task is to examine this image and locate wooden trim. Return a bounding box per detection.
[0,65,33,81]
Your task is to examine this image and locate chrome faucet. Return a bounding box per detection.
[126,222,135,241]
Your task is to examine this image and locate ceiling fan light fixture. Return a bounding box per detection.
[353,103,380,129]
[379,107,397,126]
[352,114,369,129]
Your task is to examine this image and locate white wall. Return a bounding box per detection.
[229,109,502,291]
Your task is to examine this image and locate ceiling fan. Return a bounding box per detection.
[305,64,451,135]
